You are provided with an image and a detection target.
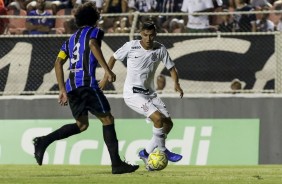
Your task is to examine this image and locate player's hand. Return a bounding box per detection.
[175,83,184,98]
[58,90,68,106]
[99,78,108,90]
[107,70,116,83]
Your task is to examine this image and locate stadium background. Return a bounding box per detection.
[1,11,282,166]
[0,34,280,94]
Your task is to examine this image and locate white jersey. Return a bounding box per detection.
[181,0,215,29]
[113,40,175,98]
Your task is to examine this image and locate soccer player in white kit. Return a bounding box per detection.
[100,21,184,169]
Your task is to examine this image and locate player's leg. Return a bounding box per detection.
[138,110,168,170]
[150,96,182,162]
[33,116,87,165]
[124,95,159,167]
[138,96,173,153]
[33,88,88,165]
[151,96,173,134]
[125,95,167,153]
[148,111,166,151]
[149,111,182,162]
[96,114,139,174]
[88,88,139,174]
[97,114,122,167]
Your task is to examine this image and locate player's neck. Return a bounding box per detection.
[140,40,153,50]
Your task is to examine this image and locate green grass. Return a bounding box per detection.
[0,165,281,184]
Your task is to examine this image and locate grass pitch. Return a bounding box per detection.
[0,165,281,184]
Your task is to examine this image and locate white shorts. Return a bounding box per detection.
[124,94,170,120]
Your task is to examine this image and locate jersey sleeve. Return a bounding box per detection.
[113,41,131,61]
[90,28,104,47]
[57,41,69,59]
[160,45,175,70]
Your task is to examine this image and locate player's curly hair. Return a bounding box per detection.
[75,2,100,27]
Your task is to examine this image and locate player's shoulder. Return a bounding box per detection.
[153,41,166,50]
[129,40,140,45]
[126,40,141,48]
[89,26,103,32]
[97,27,105,35]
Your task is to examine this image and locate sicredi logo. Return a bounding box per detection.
[20,126,212,165]
[0,119,259,165]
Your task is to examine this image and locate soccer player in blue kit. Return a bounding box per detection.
[32,2,139,174]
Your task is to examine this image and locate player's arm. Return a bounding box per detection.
[169,66,184,98]
[89,39,116,83]
[99,55,117,90]
[55,51,68,106]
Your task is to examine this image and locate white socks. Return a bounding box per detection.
[146,126,166,153]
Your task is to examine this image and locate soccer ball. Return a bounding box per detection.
[147,150,168,171]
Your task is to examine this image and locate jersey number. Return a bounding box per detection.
[71,43,80,64]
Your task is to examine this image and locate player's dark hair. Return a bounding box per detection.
[75,2,100,27]
[141,21,156,31]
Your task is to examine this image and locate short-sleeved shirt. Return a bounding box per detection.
[181,0,214,29]
[26,10,54,34]
[60,26,104,93]
[113,40,175,98]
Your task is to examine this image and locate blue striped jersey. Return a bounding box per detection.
[60,26,104,93]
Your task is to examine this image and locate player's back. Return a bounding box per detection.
[63,26,104,92]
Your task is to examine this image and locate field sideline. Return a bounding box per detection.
[0,165,281,184]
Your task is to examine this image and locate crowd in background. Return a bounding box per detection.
[1,0,282,34]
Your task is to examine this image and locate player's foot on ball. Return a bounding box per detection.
[164,149,182,162]
[112,161,139,174]
[138,149,154,171]
[33,137,48,166]
[138,149,149,163]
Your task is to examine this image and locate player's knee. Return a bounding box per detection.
[81,126,88,132]
[153,115,164,127]
[76,116,89,132]
[99,114,114,125]
[79,123,89,132]
[76,121,89,132]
